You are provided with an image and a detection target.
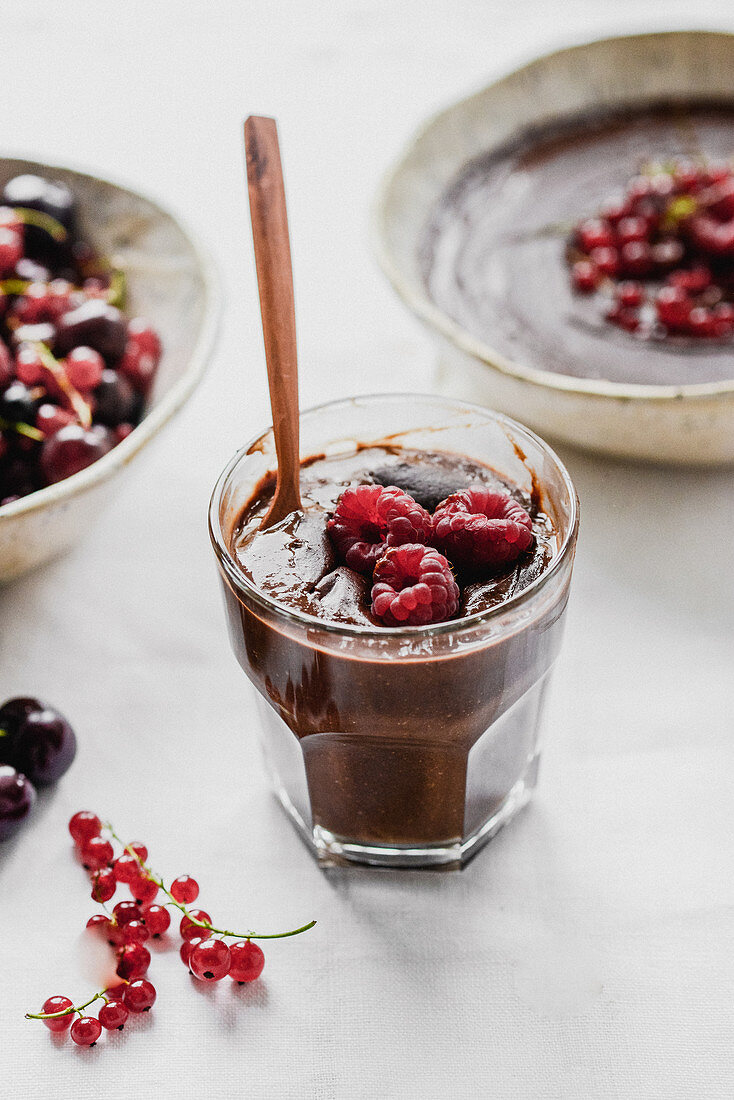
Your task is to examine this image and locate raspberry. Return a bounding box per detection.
[328,484,432,575]
[432,487,533,569]
[371,544,459,626]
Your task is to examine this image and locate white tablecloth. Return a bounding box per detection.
[2,2,733,1097]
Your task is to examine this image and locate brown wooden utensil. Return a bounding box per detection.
[244,114,302,528]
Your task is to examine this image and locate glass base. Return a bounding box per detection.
[273,753,539,871]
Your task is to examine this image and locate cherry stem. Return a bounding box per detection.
[33,342,92,428]
[13,207,68,242]
[25,986,114,1021]
[0,416,44,441]
[104,823,316,942]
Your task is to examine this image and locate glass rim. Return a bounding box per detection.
[208,393,579,640]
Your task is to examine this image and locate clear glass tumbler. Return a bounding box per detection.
[209,394,578,869]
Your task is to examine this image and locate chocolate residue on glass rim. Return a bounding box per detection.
[230,445,557,627]
[420,99,734,386]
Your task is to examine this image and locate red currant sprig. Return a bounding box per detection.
[103,821,316,944]
[26,811,316,1048]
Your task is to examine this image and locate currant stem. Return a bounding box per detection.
[26,987,111,1021]
[104,823,317,942]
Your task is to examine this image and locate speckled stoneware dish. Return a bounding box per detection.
[0,157,219,581]
[374,31,734,466]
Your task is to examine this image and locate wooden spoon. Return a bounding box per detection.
[244,115,302,528]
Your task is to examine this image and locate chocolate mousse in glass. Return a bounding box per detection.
[209,394,578,869]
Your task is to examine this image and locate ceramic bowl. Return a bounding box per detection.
[373,30,734,466]
[0,157,219,581]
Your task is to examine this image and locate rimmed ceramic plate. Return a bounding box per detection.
[0,156,220,581]
[373,30,734,465]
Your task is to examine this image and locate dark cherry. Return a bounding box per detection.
[0,697,43,761]
[93,369,141,427]
[40,423,114,484]
[55,299,127,363]
[5,705,77,785]
[0,765,36,840]
[2,174,76,263]
[0,381,40,425]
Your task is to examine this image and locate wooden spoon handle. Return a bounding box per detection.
[244,115,302,525]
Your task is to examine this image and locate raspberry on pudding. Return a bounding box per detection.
[231,446,556,628]
[210,396,578,868]
[371,544,459,626]
[327,483,432,575]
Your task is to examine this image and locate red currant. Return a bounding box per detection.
[615,281,644,308]
[180,909,212,941]
[70,1015,102,1047]
[713,302,734,325]
[687,307,716,337]
[189,938,231,982]
[69,811,102,846]
[589,246,619,277]
[170,875,199,904]
[87,914,121,944]
[98,1000,128,1031]
[143,904,171,937]
[115,943,151,980]
[129,874,158,906]
[656,286,691,329]
[91,868,116,903]
[571,260,598,293]
[599,198,631,225]
[228,940,265,983]
[617,215,649,244]
[668,266,712,295]
[576,218,615,252]
[112,853,139,883]
[128,841,148,861]
[180,934,206,968]
[123,979,156,1013]
[81,835,113,870]
[606,305,640,332]
[120,919,150,944]
[619,240,653,276]
[112,900,142,926]
[651,239,684,269]
[41,996,73,1032]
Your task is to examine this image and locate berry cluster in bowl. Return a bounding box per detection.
[328,482,533,626]
[0,173,162,507]
[568,159,734,339]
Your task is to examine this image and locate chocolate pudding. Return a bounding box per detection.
[211,397,578,868]
[421,100,734,385]
[231,446,556,626]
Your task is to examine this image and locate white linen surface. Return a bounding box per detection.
[1,2,733,1097]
